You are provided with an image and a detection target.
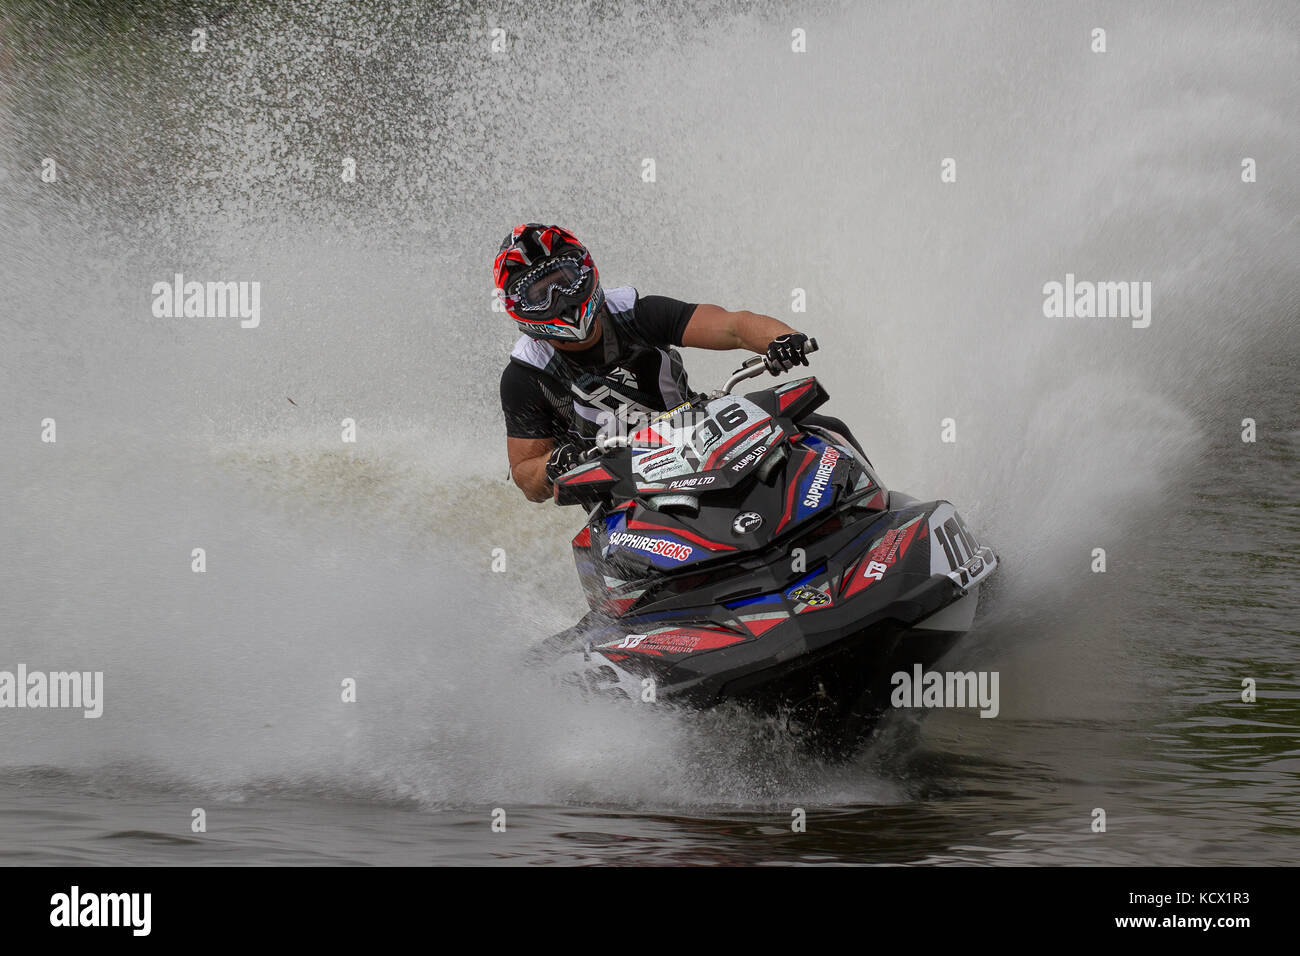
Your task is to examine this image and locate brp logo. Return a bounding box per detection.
[732,511,764,535]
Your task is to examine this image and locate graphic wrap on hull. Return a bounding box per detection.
[628,396,785,492]
[545,353,999,755]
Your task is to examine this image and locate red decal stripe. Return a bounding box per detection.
[774,449,817,532]
[743,617,785,637]
[600,596,639,616]
[631,427,667,446]
[565,467,613,485]
[704,421,770,471]
[778,381,814,412]
[625,520,738,551]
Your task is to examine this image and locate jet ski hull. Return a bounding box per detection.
[543,369,999,756]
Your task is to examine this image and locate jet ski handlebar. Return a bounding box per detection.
[582,338,819,459]
[722,337,818,394]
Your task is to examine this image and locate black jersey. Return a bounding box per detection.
[499,286,699,446]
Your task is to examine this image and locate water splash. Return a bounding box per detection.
[1,0,1295,809]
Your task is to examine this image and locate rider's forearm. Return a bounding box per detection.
[683,305,799,352]
[732,311,799,353]
[511,453,553,502]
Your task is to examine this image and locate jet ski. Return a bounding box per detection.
[536,341,998,755]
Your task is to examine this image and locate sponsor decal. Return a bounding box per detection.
[667,475,716,490]
[884,529,908,560]
[840,516,925,599]
[871,532,902,572]
[732,511,764,535]
[801,445,841,508]
[722,425,772,461]
[636,454,692,482]
[608,531,694,561]
[611,632,697,653]
[869,525,912,567]
[598,627,744,655]
[638,454,679,477]
[787,584,832,608]
[653,401,692,422]
[730,444,768,472]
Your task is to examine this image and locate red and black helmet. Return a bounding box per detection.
[494,223,604,342]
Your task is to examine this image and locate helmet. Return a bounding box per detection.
[494,223,604,342]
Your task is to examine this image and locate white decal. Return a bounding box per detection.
[863,560,888,581]
[801,446,841,508]
[668,475,717,490]
[608,532,694,561]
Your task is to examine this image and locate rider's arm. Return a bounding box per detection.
[502,365,562,502]
[680,304,799,353]
[507,436,555,502]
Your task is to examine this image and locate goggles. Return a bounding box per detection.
[506,254,596,314]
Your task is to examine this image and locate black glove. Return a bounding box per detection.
[764,332,811,373]
[545,442,583,484]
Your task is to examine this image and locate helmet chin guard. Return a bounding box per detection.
[516,284,604,342]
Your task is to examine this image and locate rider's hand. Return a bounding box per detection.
[545,442,583,484]
[764,332,811,374]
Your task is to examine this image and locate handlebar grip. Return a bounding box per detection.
[806,337,818,353]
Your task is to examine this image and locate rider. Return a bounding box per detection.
[496,223,858,502]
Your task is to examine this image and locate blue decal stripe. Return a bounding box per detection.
[724,592,786,609]
[792,565,827,587]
